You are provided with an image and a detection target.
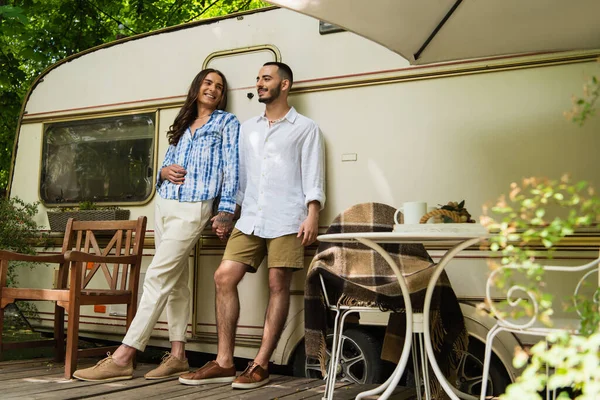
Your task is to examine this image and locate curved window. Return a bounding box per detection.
[41,112,156,205]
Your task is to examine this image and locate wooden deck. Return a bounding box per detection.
[0,358,416,400]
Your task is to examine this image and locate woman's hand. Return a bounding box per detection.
[160,164,186,184]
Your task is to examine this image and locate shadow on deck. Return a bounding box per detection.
[0,358,416,400]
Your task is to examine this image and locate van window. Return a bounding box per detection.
[40,112,156,205]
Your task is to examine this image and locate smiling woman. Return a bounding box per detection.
[70,67,241,382]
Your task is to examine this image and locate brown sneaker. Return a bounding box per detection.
[178,360,236,385]
[144,352,189,380]
[73,353,133,382]
[231,362,269,389]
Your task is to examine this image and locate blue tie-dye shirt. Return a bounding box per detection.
[156,110,240,214]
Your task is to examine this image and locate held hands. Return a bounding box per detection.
[211,212,234,241]
[161,164,187,185]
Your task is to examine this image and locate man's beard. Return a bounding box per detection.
[258,85,281,104]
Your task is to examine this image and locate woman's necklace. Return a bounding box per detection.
[195,113,212,120]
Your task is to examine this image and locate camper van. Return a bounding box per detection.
[8,6,600,396]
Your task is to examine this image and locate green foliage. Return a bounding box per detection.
[77,200,97,211]
[489,69,600,398]
[0,196,42,253]
[0,0,269,192]
[485,178,600,399]
[573,288,600,337]
[482,176,600,325]
[565,73,600,126]
[501,332,600,400]
[0,197,45,287]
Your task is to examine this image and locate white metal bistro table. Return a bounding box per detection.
[316,228,488,400]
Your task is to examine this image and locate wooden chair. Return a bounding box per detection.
[0,216,147,379]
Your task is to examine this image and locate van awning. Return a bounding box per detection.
[268,0,600,64]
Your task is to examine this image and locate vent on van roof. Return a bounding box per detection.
[319,20,344,35]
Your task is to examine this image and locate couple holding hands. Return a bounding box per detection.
[73,62,326,389]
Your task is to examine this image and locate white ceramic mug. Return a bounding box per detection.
[394,201,427,225]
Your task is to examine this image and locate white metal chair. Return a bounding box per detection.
[480,254,600,400]
[319,273,428,400]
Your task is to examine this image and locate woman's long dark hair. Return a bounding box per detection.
[167,68,229,145]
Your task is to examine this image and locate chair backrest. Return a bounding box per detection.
[485,255,600,330]
[59,217,147,291]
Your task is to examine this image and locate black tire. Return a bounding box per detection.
[453,337,512,397]
[292,328,387,384]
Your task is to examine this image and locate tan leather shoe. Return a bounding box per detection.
[73,353,133,382]
[178,360,236,385]
[144,352,189,380]
[231,362,269,389]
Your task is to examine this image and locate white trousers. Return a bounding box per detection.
[122,196,213,351]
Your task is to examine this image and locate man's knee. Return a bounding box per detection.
[214,260,247,290]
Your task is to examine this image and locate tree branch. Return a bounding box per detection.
[185,0,221,23]
[82,0,138,34]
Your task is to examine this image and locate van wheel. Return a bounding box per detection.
[454,338,512,397]
[292,328,386,384]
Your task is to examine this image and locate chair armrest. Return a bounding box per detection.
[64,251,138,264]
[0,250,64,263]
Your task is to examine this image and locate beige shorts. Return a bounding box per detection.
[222,228,304,271]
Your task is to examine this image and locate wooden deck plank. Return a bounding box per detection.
[287,384,416,400]
[0,361,96,383]
[86,378,234,400]
[1,362,155,399]
[167,375,298,400]
[225,377,320,400]
[243,378,328,400]
[0,358,417,400]
[0,358,54,368]
[275,381,353,400]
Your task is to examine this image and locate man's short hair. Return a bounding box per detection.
[263,62,294,88]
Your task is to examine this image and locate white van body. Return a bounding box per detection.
[8,6,600,392]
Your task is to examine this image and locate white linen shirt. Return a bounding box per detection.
[235,107,325,238]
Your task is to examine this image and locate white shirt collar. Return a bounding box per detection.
[257,106,298,124]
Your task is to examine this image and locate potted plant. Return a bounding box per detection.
[46,201,130,232]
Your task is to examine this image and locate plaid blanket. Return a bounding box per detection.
[304,203,468,399]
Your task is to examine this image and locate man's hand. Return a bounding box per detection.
[160,164,186,185]
[298,202,320,246]
[211,211,234,241]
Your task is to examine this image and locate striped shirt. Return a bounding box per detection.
[156,110,240,214]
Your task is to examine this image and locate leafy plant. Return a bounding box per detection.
[0,197,46,283]
[77,200,97,211]
[565,72,600,126]
[0,197,46,326]
[482,176,600,324]
[486,68,600,399]
[501,331,600,400]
